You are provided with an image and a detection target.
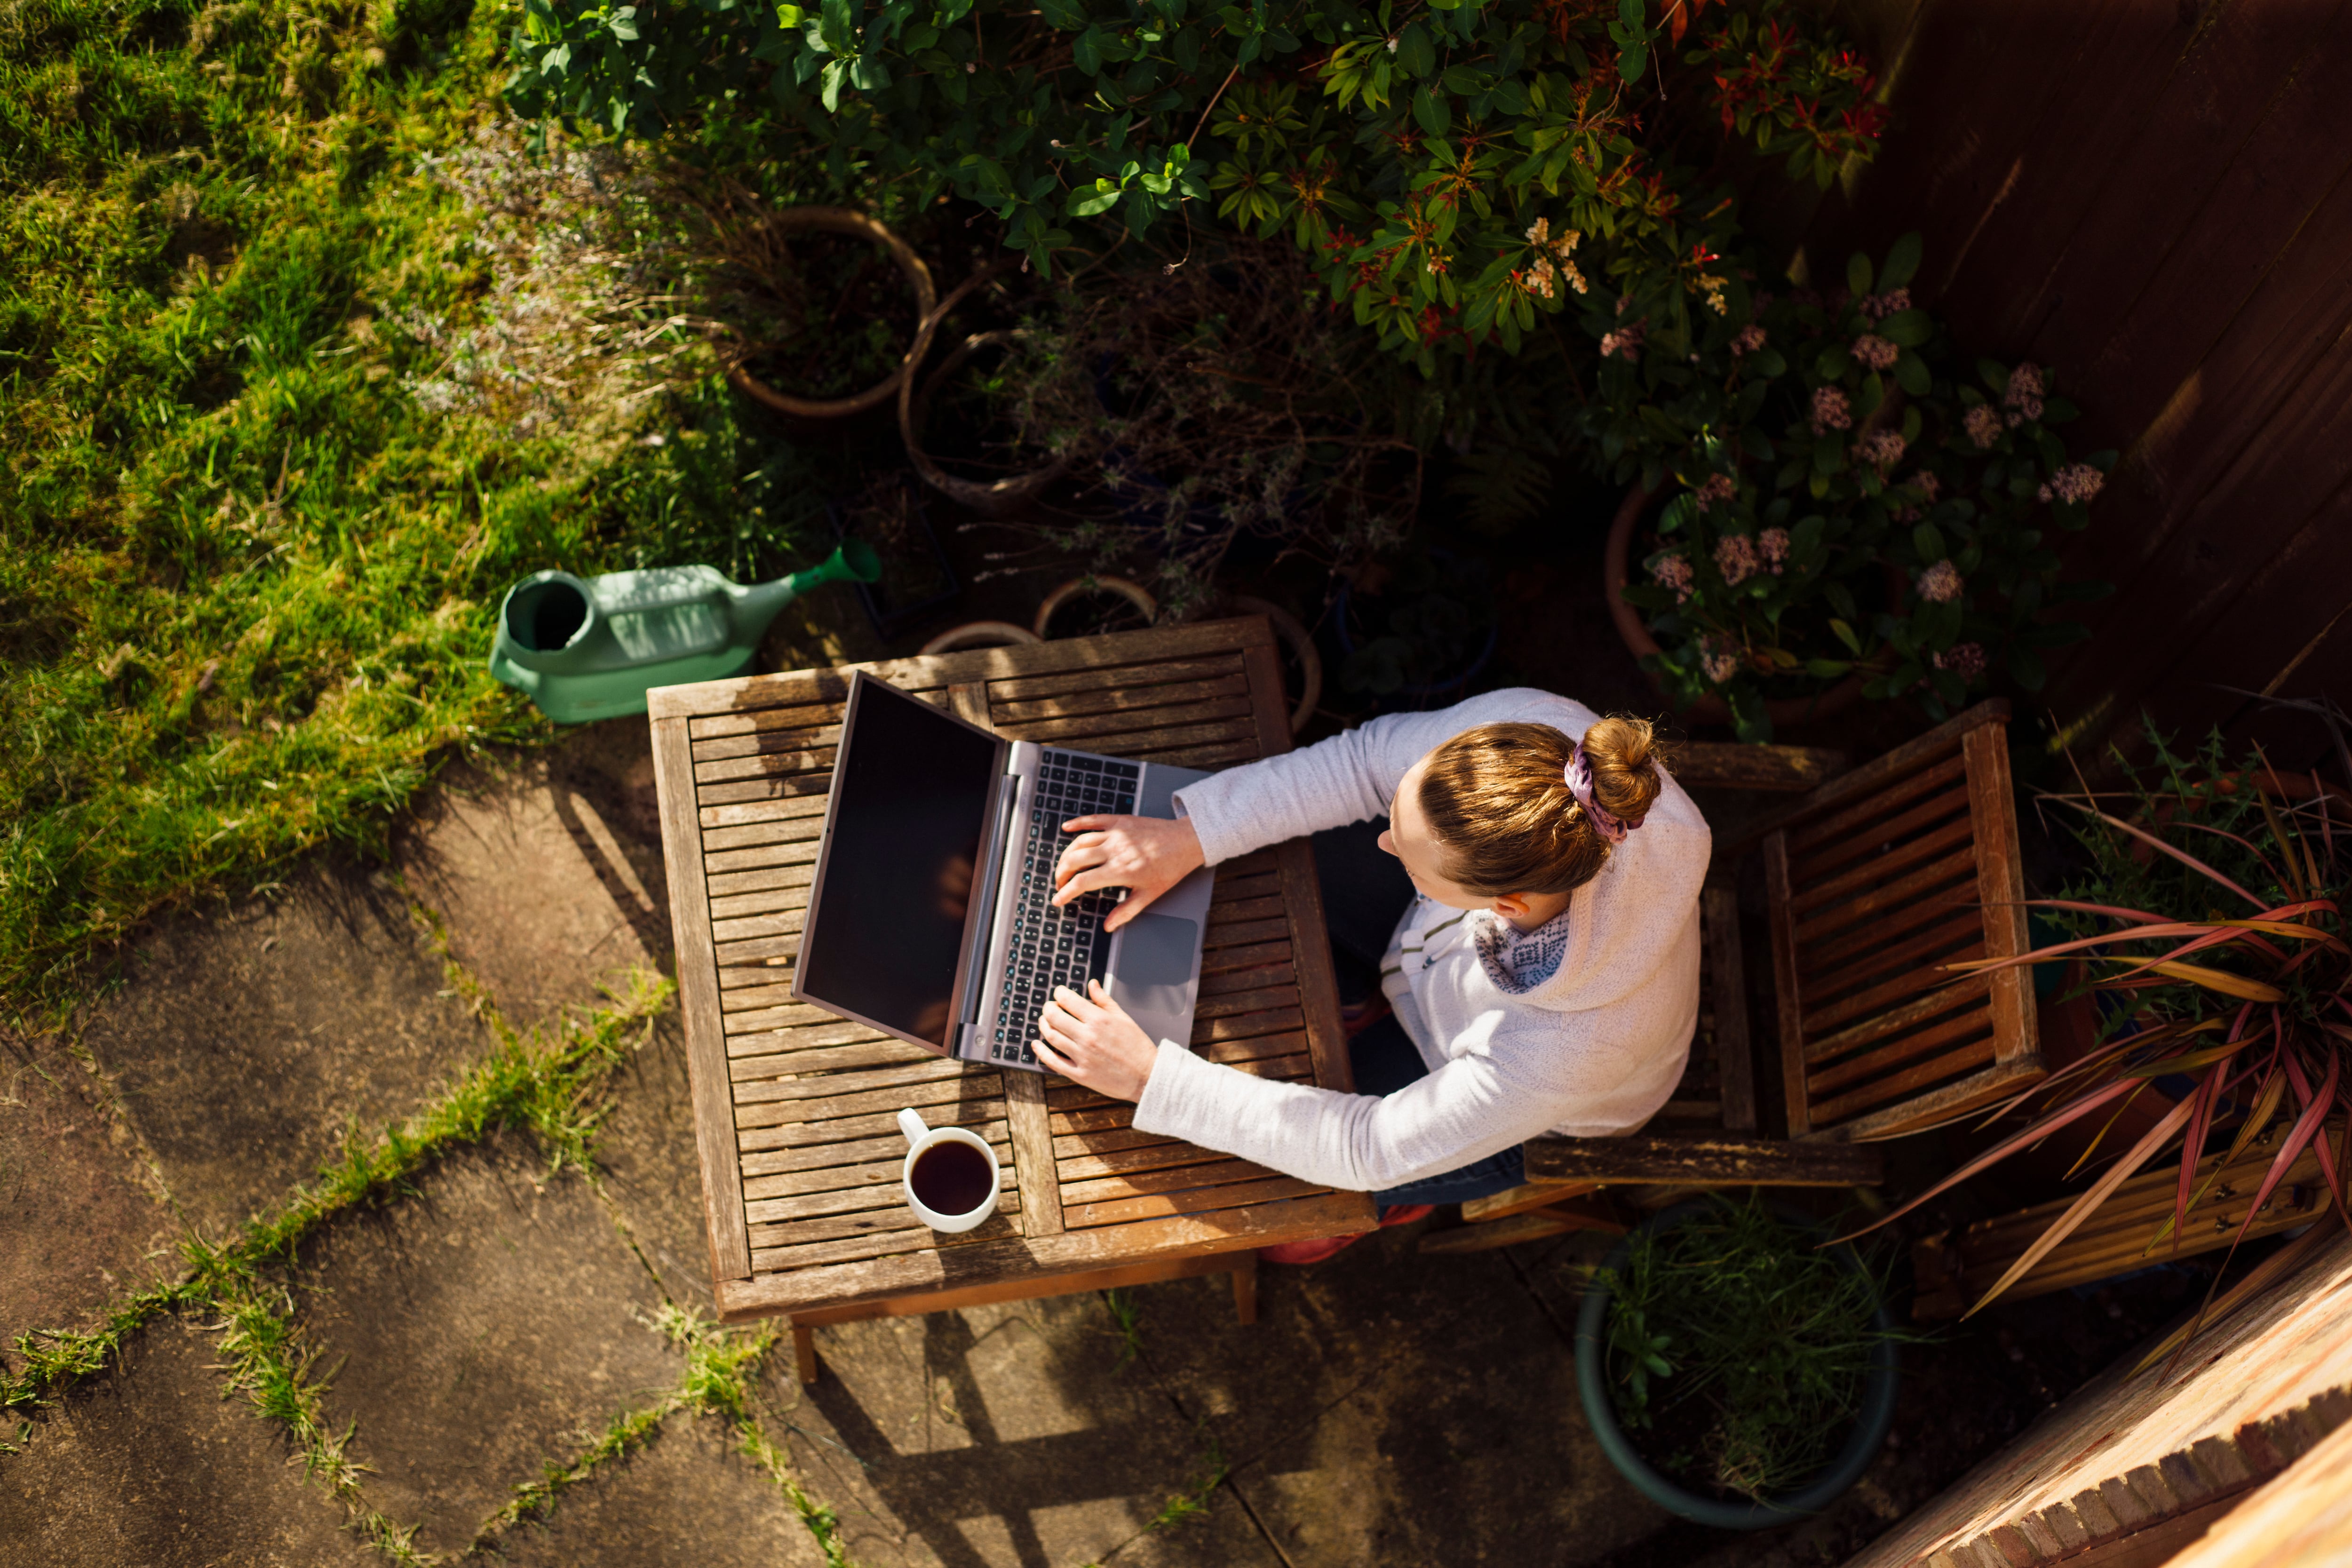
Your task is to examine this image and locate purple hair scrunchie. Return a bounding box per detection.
[1565,739,1638,844]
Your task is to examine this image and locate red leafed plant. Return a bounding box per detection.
[1848,708,2352,1360]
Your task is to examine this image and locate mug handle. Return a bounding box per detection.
[897,1107,930,1146]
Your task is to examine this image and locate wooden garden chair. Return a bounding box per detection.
[1430,702,2043,1252]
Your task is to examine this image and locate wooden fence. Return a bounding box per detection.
[1762,0,2352,772]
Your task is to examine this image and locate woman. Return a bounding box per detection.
[1030,688,1711,1261]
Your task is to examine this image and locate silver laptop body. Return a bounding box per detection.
[792,670,1216,1074]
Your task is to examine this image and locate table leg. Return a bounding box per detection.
[1232,1255,1259,1326]
[793,1321,819,1386]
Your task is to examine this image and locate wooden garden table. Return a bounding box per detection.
[647,617,1376,1370]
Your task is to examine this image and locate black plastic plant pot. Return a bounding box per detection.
[1574,1199,1901,1531]
[828,478,960,640]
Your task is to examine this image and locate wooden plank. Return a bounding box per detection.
[727,1037,933,1078]
[1462,1179,1604,1224]
[687,699,843,741]
[996,711,1259,756]
[1830,1057,2049,1144]
[717,1188,1376,1320]
[693,745,838,786]
[1003,1069,1065,1238]
[1800,941,1987,1039]
[1200,939,1292,976]
[649,714,753,1283]
[734,1069,1004,1131]
[1809,1036,1998,1128]
[1063,1174,1326,1230]
[1786,811,1980,918]
[651,619,1266,723]
[1788,777,1974,887]
[1203,917,1290,950]
[1801,910,1985,1007]
[990,673,1251,725]
[1521,1133,1883,1187]
[1796,876,1984,977]
[1965,724,2041,1070]
[697,772,835,809]
[985,653,1248,704]
[1764,830,1811,1138]
[1059,1156,1282,1206]
[1786,754,1972,867]
[739,1101,1003,1154]
[1744,704,2007,854]
[699,791,833,832]
[1672,740,1848,794]
[691,721,842,764]
[787,1250,1254,1329]
[1207,895,1287,927]
[741,1128,1011,1186]
[1791,844,1981,948]
[1702,885,1756,1133]
[1803,979,1991,1068]
[724,1019,892,1059]
[729,1054,966,1100]
[706,864,817,904]
[1807,1008,1998,1098]
[1133,738,1262,770]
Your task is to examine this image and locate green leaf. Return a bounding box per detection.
[607,6,640,39]
[1879,231,1923,292]
[1398,22,1434,76]
[1877,308,1930,347]
[2010,646,2047,691]
[1846,250,1873,298]
[1413,85,1451,136]
[1913,522,1946,561]
[1830,617,1860,654]
[1894,350,1931,396]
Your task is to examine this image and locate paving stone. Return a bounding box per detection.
[0,1035,179,1371]
[1133,1222,1669,1568]
[0,1317,376,1568]
[757,1290,1274,1568]
[492,1410,829,1568]
[289,1136,682,1556]
[73,864,492,1239]
[592,1013,721,1313]
[394,721,671,1040]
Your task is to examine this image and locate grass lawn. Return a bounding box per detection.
[0,0,858,1021]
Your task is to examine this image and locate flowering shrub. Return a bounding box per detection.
[1608,233,2115,740]
[504,0,1884,367]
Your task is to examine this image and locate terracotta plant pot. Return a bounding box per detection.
[917,620,1041,656]
[724,207,937,423]
[1033,575,1157,640]
[1604,483,1865,729]
[899,260,1068,518]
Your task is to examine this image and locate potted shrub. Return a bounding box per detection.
[1334,550,1500,709]
[830,475,959,639]
[1846,712,2352,1364]
[1593,233,2115,741]
[1577,1195,1902,1528]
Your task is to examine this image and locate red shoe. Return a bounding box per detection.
[1258,1204,1435,1265]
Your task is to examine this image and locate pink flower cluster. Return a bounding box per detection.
[1857,287,1911,323]
[1701,635,1741,685]
[1715,533,1760,587]
[1916,559,1965,603]
[2003,362,2045,424]
[2039,462,2105,505]
[1855,429,1907,470]
[1811,385,1851,435]
[1913,470,1941,501]
[1600,323,1645,362]
[1759,526,1791,574]
[1692,473,1739,513]
[1964,404,2003,449]
[1732,322,1767,356]
[1851,334,1899,371]
[1934,642,1987,679]
[1650,554,1694,604]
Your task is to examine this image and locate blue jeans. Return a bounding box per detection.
[1314,823,1529,1210]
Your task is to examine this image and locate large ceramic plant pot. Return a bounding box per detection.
[724,207,937,424]
[1604,484,1865,729]
[899,260,1068,518]
[1576,1200,1900,1530]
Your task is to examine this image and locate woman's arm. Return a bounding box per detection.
[1034,979,1575,1192]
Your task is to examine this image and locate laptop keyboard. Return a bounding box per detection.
[989,751,1141,1067]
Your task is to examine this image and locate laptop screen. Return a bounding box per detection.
[797,678,1000,1049]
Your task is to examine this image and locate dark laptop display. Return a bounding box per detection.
[794,683,998,1048]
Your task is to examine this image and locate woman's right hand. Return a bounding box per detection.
[1052,814,1206,932]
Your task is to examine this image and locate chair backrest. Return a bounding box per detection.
[1759,700,2043,1141]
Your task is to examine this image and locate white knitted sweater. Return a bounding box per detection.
[1134,689,1711,1193]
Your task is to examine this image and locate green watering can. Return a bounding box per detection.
[489,543,881,724]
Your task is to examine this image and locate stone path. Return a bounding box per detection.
[0,610,1716,1566]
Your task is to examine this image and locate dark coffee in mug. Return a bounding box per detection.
[910,1139,994,1217]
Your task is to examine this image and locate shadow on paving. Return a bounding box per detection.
[71,857,494,1241]
[0,1319,377,1568]
[286,1134,684,1559]
[0,1030,179,1375]
[491,1412,830,1568]
[745,1219,1672,1568]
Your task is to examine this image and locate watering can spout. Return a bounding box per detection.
[789,539,882,597]
[735,541,884,637]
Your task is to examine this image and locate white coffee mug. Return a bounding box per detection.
[897,1108,1001,1233]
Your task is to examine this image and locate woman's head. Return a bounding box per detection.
[1382,717,1665,910]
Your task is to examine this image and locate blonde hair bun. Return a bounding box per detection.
[1415,715,1669,897]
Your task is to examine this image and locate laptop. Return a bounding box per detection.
[791,671,1217,1073]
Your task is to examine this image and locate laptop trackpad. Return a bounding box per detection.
[1111,912,1197,1046]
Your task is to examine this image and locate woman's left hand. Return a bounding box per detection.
[1033,979,1158,1102]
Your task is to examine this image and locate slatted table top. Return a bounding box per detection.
[647,617,1377,1321]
